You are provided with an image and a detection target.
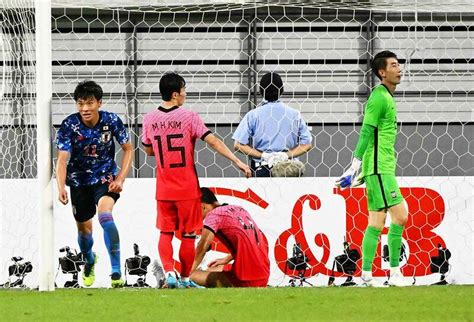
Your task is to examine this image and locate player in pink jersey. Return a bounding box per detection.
[142,73,251,288]
[190,188,270,288]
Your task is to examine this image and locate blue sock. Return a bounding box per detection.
[98,212,121,275]
[77,232,94,264]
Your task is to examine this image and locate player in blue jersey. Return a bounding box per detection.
[55,80,133,288]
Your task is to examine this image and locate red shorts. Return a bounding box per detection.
[224,271,268,288]
[156,198,203,233]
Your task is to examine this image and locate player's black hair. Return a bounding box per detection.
[73,80,103,102]
[371,50,398,80]
[160,72,186,101]
[200,187,218,204]
[259,72,284,102]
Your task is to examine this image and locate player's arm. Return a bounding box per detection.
[353,124,375,161]
[204,134,251,178]
[353,94,383,160]
[109,142,133,193]
[208,254,233,269]
[336,96,382,189]
[191,227,216,273]
[56,150,70,205]
[141,117,154,156]
[143,145,154,156]
[334,124,375,189]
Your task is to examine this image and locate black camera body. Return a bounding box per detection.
[430,244,451,285]
[125,243,151,276]
[328,240,361,287]
[125,255,151,276]
[124,244,151,287]
[334,247,360,275]
[1,256,33,288]
[286,243,312,287]
[59,246,85,274]
[56,246,85,288]
[430,244,451,274]
[382,244,406,263]
[286,243,309,272]
[8,256,33,277]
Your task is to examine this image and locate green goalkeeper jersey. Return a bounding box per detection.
[361,84,398,176]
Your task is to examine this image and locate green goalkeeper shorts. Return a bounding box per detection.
[365,174,404,211]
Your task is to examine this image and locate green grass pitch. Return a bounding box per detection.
[0,286,472,321]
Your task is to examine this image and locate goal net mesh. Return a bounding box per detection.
[0,0,472,287]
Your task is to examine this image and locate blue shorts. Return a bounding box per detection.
[70,183,119,222]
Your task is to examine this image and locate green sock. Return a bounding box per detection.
[362,226,382,272]
[388,223,404,268]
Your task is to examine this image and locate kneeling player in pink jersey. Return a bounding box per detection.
[190,188,270,287]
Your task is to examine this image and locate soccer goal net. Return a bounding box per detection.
[0,0,472,289]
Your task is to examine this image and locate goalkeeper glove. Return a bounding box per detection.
[351,172,365,188]
[335,158,362,190]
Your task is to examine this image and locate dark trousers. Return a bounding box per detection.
[251,159,271,177]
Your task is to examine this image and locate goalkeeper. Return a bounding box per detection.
[335,51,410,287]
[232,72,312,177]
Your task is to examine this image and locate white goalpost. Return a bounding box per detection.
[35,0,54,292]
[0,0,472,290]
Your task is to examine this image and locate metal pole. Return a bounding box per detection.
[252,13,258,108]
[133,26,140,178]
[35,0,54,292]
[366,12,375,97]
[246,14,253,112]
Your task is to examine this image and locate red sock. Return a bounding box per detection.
[158,232,174,273]
[179,236,196,278]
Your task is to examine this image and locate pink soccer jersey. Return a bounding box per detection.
[142,106,211,200]
[204,205,270,282]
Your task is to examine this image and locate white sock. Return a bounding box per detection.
[181,277,189,282]
[361,271,372,280]
[390,267,401,276]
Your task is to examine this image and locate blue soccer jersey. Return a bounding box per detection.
[56,110,129,187]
